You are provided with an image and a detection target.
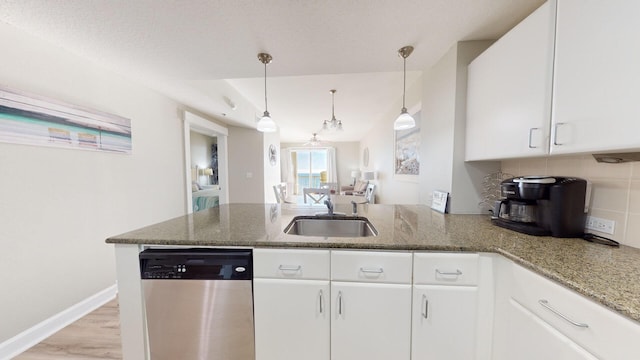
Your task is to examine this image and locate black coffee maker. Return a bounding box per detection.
[492,176,588,237]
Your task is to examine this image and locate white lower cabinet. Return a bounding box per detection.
[505,298,597,360]
[254,249,640,360]
[253,279,330,360]
[493,256,640,360]
[412,253,482,360]
[253,249,330,360]
[331,250,413,360]
[331,282,412,360]
[411,285,478,359]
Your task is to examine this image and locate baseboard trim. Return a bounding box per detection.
[0,284,118,360]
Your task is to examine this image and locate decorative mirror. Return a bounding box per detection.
[269,144,277,166]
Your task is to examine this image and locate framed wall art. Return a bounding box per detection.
[0,85,132,154]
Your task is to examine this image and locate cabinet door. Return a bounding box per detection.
[331,282,411,360]
[505,299,598,360]
[552,0,640,154]
[465,1,555,161]
[411,285,478,360]
[254,279,329,360]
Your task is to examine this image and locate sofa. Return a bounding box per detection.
[340,180,369,196]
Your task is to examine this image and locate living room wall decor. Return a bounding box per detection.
[394,110,421,175]
[0,85,132,153]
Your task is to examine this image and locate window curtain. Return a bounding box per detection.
[326,147,337,183]
[281,148,295,194]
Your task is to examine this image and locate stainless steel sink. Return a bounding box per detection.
[284,216,378,237]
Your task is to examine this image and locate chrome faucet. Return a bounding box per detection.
[324,198,334,216]
[351,200,358,215]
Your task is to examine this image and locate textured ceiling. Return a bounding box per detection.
[0,0,544,142]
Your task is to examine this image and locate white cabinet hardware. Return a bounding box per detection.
[539,299,588,328]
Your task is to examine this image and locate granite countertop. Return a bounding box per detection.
[107,203,640,323]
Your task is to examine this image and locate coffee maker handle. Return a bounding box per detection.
[492,200,509,219]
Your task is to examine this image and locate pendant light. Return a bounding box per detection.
[256,53,277,132]
[394,46,415,130]
[322,89,343,131]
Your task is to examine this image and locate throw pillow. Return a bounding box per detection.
[354,180,368,192]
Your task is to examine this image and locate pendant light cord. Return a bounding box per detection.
[402,56,407,109]
[264,62,268,113]
[332,91,335,118]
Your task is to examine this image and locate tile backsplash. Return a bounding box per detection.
[502,155,640,249]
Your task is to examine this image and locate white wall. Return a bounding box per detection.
[227,126,270,203]
[263,130,281,203]
[419,41,500,213]
[359,79,422,204]
[0,22,185,342]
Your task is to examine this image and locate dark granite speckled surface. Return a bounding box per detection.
[107,203,640,323]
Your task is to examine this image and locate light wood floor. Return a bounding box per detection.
[15,299,122,360]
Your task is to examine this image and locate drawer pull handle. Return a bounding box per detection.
[422,294,429,319]
[278,265,301,272]
[338,291,343,316]
[360,267,384,274]
[539,299,589,328]
[319,289,324,314]
[436,269,462,276]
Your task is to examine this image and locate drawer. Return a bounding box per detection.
[331,250,412,284]
[254,248,330,280]
[413,252,479,286]
[511,264,640,360]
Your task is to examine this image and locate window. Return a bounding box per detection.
[291,148,328,194]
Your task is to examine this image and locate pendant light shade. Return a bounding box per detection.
[257,110,277,132]
[394,46,415,130]
[395,108,415,130]
[257,53,276,132]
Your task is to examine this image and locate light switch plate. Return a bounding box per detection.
[585,216,615,235]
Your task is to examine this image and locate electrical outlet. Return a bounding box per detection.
[585,216,615,235]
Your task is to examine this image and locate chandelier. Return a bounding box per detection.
[305,133,326,147]
[322,89,343,131]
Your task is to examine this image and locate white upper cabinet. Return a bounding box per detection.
[467,0,640,160]
[466,1,556,161]
[551,0,640,154]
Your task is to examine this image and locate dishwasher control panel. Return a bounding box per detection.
[140,248,253,280]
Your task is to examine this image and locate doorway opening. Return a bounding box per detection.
[183,111,228,213]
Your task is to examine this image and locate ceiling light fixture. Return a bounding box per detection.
[322,89,343,131]
[305,133,325,147]
[394,45,416,130]
[256,53,277,132]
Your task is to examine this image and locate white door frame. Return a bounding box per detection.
[183,111,229,213]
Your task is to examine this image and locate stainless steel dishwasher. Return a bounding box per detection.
[139,248,254,360]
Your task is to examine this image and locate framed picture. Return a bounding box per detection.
[394,109,420,178]
[431,190,449,213]
[0,85,132,154]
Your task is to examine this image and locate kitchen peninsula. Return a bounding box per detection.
[107,203,640,359]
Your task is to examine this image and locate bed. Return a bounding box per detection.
[192,187,219,212]
[191,166,219,212]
